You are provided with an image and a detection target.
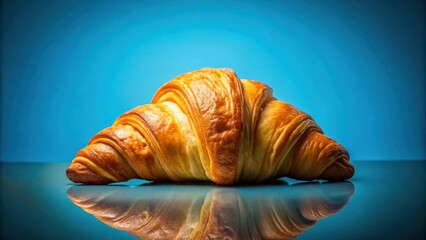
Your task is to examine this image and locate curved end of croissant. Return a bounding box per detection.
[66,162,113,185]
[319,151,354,181]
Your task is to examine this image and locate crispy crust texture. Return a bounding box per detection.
[66,68,354,185]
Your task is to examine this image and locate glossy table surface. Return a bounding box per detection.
[1,161,425,240]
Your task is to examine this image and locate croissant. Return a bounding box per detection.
[67,182,354,240]
[66,68,354,184]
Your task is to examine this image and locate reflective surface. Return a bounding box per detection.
[1,161,425,239]
[67,182,353,239]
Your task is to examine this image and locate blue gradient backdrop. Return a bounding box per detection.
[1,0,425,162]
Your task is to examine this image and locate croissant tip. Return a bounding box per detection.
[66,162,112,185]
[320,157,355,181]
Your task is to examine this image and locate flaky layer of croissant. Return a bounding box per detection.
[66,68,354,185]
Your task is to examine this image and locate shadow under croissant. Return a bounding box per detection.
[67,181,355,240]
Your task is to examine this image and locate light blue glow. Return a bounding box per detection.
[1,0,425,162]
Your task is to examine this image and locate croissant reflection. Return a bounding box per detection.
[68,181,354,240]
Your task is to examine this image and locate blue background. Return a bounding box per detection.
[1,0,425,162]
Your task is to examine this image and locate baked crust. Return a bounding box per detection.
[67,68,354,185]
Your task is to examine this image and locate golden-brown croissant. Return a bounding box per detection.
[67,182,354,240]
[66,68,354,185]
